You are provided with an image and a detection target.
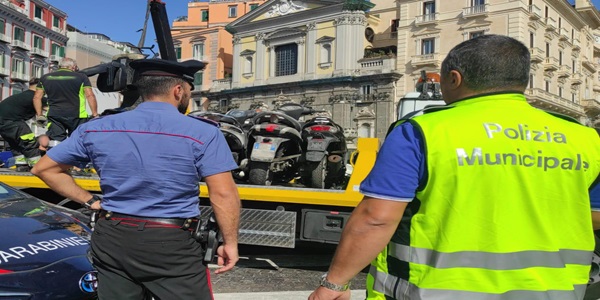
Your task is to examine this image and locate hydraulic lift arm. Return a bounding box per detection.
[148,0,177,61]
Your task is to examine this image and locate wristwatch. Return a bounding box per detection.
[83,194,101,209]
[320,273,350,292]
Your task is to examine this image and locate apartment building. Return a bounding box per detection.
[171,0,267,110]
[387,0,600,126]
[0,0,67,98]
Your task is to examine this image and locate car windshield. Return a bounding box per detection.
[0,182,28,201]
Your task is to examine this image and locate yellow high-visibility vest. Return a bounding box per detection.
[367,93,600,300]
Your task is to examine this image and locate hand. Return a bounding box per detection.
[35,115,47,127]
[214,243,239,274]
[308,287,351,300]
[90,200,102,211]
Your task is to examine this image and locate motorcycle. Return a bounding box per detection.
[188,111,248,180]
[246,103,315,186]
[301,115,347,189]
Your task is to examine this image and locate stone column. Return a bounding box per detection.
[232,36,242,88]
[255,32,266,85]
[305,22,317,79]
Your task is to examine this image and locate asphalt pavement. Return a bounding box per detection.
[214,290,367,300]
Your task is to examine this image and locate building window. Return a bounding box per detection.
[13,27,24,42]
[0,54,4,68]
[572,59,576,73]
[33,35,43,50]
[423,1,436,18]
[558,87,562,98]
[11,58,23,74]
[201,10,209,22]
[32,65,43,78]
[51,44,65,57]
[193,72,203,86]
[545,80,550,92]
[470,31,484,39]
[0,19,4,34]
[361,84,372,95]
[34,6,43,19]
[228,6,238,18]
[53,15,60,28]
[250,4,259,11]
[391,19,399,33]
[358,123,372,138]
[529,74,534,89]
[529,32,534,48]
[572,93,575,102]
[472,0,485,5]
[175,47,182,60]
[558,51,562,65]
[275,44,298,76]
[193,43,204,60]
[421,38,435,55]
[11,87,23,95]
[545,42,549,57]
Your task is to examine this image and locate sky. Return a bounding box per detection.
[44,0,600,52]
[44,0,189,52]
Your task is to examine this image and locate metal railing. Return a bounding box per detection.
[415,13,437,25]
[463,4,488,17]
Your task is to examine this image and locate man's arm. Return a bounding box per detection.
[204,171,240,274]
[33,89,45,116]
[30,155,100,210]
[593,212,600,230]
[84,87,98,117]
[308,197,407,300]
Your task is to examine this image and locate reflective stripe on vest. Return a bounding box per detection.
[370,266,586,300]
[19,132,35,141]
[389,243,592,269]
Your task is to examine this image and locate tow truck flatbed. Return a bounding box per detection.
[0,138,380,248]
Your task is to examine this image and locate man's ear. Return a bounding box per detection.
[448,70,463,90]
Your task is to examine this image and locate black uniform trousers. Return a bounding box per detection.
[46,116,89,141]
[0,119,40,158]
[91,218,213,300]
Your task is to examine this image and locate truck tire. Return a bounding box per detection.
[249,162,272,186]
[585,233,600,300]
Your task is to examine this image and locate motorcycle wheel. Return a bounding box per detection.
[248,162,272,186]
[308,157,328,189]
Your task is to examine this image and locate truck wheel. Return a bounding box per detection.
[249,162,272,186]
[585,233,600,300]
[310,158,327,189]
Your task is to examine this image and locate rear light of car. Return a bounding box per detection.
[265,124,280,132]
[307,125,337,133]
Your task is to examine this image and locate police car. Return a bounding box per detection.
[0,182,96,299]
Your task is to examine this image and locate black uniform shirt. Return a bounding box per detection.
[38,69,91,117]
[0,90,47,121]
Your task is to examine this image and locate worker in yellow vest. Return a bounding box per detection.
[308,34,600,300]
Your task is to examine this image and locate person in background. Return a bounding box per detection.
[31,59,241,300]
[309,35,600,300]
[0,77,46,171]
[33,57,98,143]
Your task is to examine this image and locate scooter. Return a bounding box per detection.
[188,111,248,180]
[301,115,348,189]
[246,103,315,186]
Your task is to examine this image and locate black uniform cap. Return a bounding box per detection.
[129,59,206,90]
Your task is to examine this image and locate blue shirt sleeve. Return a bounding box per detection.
[195,128,239,178]
[359,122,425,202]
[46,126,90,166]
[591,179,600,211]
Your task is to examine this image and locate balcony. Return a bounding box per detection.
[529,5,542,20]
[594,82,600,92]
[8,3,25,15]
[571,72,583,85]
[358,56,396,74]
[573,38,581,50]
[557,65,571,78]
[11,40,30,51]
[31,47,49,57]
[582,59,597,73]
[545,17,557,31]
[463,4,488,18]
[33,18,46,27]
[415,13,438,26]
[558,28,569,41]
[11,72,29,82]
[0,33,9,43]
[211,78,232,92]
[582,98,600,116]
[543,57,559,71]
[0,67,9,76]
[530,47,544,63]
[526,88,584,117]
[51,27,66,35]
[411,53,442,67]
[49,55,61,62]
